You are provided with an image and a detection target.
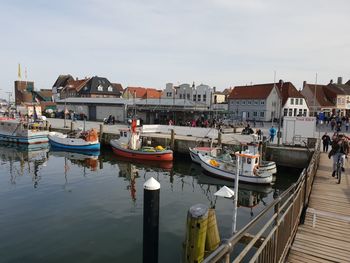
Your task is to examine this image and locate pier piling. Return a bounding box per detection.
[170,129,175,150]
[99,124,104,142]
[143,177,160,263]
[205,208,220,252]
[185,204,209,263]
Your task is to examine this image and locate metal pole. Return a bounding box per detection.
[64,89,67,128]
[277,96,282,146]
[143,177,160,263]
[233,153,240,234]
[314,73,318,117]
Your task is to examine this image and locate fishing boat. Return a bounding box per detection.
[0,117,48,144]
[197,150,273,184]
[48,129,100,151]
[110,119,173,161]
[189,141,277,175]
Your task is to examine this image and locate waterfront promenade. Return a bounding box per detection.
[286,153,350,263]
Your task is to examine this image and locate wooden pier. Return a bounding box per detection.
[286,153,350,263]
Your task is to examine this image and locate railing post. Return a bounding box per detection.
[273,198,281,263]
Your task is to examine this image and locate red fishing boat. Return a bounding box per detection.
[110,120,173,161]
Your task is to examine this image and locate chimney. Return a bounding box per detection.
[329,79,333,85]
[303,81,307,88]
[278,79,284,87]
[213,87,216,92]
[76,77,78,81]
[337,77,343,85]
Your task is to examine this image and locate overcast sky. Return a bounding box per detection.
[1,0,349,99]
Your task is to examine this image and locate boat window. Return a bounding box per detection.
[255,159,258,164]
[123,131,127,137]
[247,158,251,164]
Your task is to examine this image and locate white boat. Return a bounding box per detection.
[197,151,273,184]
[189,143,277,175]
[48,129,100,151]
[0,117,48,144]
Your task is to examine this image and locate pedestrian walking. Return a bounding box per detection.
[321,132,331,152]
[269,126,276,143]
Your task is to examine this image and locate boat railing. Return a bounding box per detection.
[202,139,320,263]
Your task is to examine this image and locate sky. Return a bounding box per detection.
[0,0,350,99]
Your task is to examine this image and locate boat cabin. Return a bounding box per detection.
[237,150,260,175]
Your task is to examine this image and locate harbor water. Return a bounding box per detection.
[0,143,301,263]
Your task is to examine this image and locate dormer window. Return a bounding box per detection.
[97,85,103,91]
[84,86,88,91]
[108,86,113,92]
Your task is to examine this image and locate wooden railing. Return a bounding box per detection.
[203,140,320,263]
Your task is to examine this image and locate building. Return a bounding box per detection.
[162,82,214,107]
[52,74,74,101]
[276,81,309,117]
[301,82,335,116]
[53,75,123,100]
[228,83,281,122]
[123,87,162,99]
[14,80,54,112]
[324,77,350,116]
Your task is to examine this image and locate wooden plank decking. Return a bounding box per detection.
[286,153,350,263]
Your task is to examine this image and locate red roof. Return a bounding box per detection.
[304,83,335,107]
[125,87,161,99]
[275,82,305,106]
[66,78,90,92]
[228,83,276,100]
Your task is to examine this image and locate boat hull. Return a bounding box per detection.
[48,133,100,151]
[110,140,173,161]
[198,154,273,184]
[0,134,48,144]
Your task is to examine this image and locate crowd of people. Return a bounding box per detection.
[318,115,350,132]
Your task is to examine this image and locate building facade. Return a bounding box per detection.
[228,83,282,122]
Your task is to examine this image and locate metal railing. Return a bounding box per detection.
[203,140,320,263]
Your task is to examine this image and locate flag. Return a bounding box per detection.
[18,63,21,80]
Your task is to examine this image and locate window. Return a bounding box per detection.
[289,109,292,116]
[260,100,265,105]
[187,94,190,100]
[247,100,251,105]
[203,94,206,102]
[290,98,294,105]
[284,108,288,116]
[167,92,172,97]
[242,100,246,105]
[236,100,240,105]
[295,98,298,105]
[193,95,196,101]
[254,100,258,105]
[260,112,265,117]
[197,95,201,101]
[303,109,307,116]
[298,109,302,116]
[294,108,297,116]
[179,94,182,99]
[108,86,113,92]
[253,111,257,117]
[97,85,103,91]
[300,99,303,105]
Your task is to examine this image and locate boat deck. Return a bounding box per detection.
[286,153,350,263]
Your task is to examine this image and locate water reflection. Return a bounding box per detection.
[0,142,49,186]
[196,172,273,218]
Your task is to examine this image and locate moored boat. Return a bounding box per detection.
[110,119,173,161]
[48,129,100,151]
[197,151,273,184]
[0,117,48,144]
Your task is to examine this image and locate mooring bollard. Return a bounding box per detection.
[99,124,104,143]
[45,121,49,130]
[170,129,175,150]
[185,204,209,263]
[143,177,160,263]
[205,208,220,252]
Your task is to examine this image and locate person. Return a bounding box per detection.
[346,120,349,132]
[269,126,277,142]
[328,134,349,177]
[256,129,262,140]
[321,132,331,152]
[242,124,254,135]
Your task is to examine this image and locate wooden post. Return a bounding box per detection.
[218,132,222,146]
[99,124,104,143]
[170,129,175,150]
[49,124,52,132]
[70,121,75,132]
[205,208,220,252]
[185,204,209,263]
[45,121,49,130]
